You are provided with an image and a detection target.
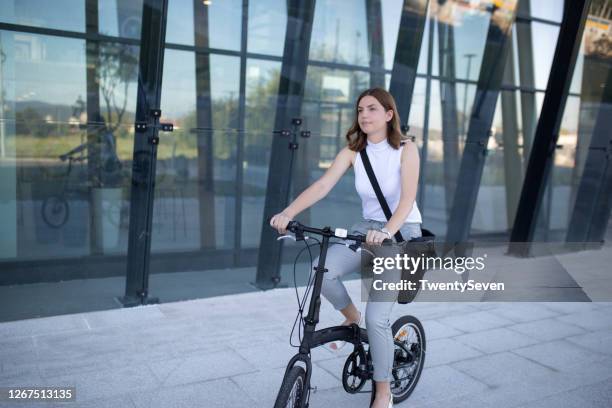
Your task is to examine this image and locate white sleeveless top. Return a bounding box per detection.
[354,138,422,223]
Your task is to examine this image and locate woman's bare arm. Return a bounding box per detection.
[384,141,420,236]
[270,147,355,233]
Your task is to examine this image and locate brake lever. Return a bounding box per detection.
[276,234,310,242]
[357,247,375,257]
[346,242,375,257]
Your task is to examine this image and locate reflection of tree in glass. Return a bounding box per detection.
[89,43,138,187]
[96,43,138,134]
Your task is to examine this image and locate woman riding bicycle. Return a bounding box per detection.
[270,88,422,408]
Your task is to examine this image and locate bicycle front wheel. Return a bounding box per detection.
[273,366,307,408]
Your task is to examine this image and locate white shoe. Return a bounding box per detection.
[327,311,364,352]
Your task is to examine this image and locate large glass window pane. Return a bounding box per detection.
[529,0,563,23]
[158,51,240,252]
[0,29,143,320]
[310,0,369,66]
[300,66,369,229]
[0,0,84,32]
[446,4,491,82]
[242,59,280,248]
[165,0,242,50]
[472,93,508,234]
[381,0,403,70]
[534,1,612,240]
[531,22,560,90]
[248,0,287,56]
[99,0,144,39]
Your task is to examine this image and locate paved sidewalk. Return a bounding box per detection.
[1,275,612,408]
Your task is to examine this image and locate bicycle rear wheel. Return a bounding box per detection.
[390,315,426,403]
[273,366,307,408]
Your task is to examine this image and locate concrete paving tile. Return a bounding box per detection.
[542,302,599,315]
[0,337,37,365]
[507,318,587,342]
[515,377,612,408]
[0,315,88,340]
[35,365,160,403]
[50,395,136,408]
[451,352,556,387]
[565,329,612,356]
[314,357,347,381]
[147,349,255,386]
[454,327,540,354]
[83,305,167,330]
[307,386,371,408]
[555,310,612,332]
[130,378,255,408]
[425,338,483,367]
[0,361,41,388]
[231,364,339,407]
[513,339,605,371]
[231,338,334,371]
[407,364,489,406]
[490,304,560,323]
[437,310,515,333]
[421,319,464,340]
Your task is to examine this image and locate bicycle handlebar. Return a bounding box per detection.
[284,221,366,242]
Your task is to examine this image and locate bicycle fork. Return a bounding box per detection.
[280,233,332,407]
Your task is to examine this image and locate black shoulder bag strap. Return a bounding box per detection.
[359,148,404,243]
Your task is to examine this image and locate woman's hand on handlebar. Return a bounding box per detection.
[366,229,390,246]
[270,211,293,235]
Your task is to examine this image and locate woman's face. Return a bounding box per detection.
[357,95,393,136]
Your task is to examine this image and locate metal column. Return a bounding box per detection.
[366,0,385,88]
[120,0,169,306]
[389,0,429,124]
[254,0,316,289]
[509,0,592,253]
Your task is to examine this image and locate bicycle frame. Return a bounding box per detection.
[280,225,370,403]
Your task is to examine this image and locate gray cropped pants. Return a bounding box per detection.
[311,219,422,382]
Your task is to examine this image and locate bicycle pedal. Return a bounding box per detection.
[309,385,317,393]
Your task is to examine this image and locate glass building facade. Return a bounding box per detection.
[0,0,610,321]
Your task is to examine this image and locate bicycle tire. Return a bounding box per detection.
[273,366,307,408]
[390,315,426,403]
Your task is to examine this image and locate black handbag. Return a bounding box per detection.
[359,148,437,304]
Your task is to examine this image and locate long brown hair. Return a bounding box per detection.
[346,88,404,151]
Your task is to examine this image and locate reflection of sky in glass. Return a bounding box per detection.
[529,0,563,22]
[0,0,584,134]
[0,0,84,32]
[248,0,287,56]
[160,49,196,120]
[2,32,85,108]
[310,0,369,65]
[161,51,240,120]
[166,0,242,50]
[166,0,194,45]
[381,0,403,70]
[98,0,144,39]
